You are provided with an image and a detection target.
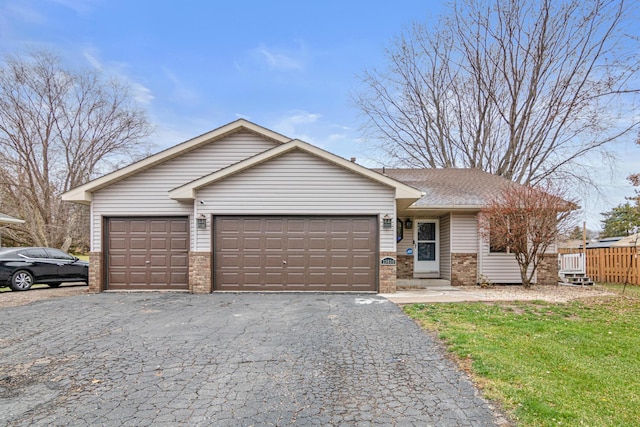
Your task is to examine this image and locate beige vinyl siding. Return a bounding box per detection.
[439,213,451,280]
[196,150,396,252]
[450,214,478,253]
[91,132,278,251]
[479,238,530,283]
[397,217,413,255]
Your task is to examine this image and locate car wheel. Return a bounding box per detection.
[48,283,61,288]
[10,270,34,291]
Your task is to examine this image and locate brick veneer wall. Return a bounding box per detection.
[88,252,103,293]
[379,251,397,293]
[536,253,558,286]
[396,255,413,279]
[189,252,212,293]
[451,253,477,286]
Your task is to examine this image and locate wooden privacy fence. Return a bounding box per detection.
[559,247,640,285]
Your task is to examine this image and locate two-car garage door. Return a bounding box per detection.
[214,216,378,291]
[105,216,378,292]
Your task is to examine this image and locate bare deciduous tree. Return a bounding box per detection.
[0,50,152,249]
[480,183,576,288]
[354,0,640,185]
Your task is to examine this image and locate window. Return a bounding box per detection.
[45,248,75,261]
[21,248,49,258]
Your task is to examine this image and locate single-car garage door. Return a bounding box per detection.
[214,216,378,291]
[106,217,189,290]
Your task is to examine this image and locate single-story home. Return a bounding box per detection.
[62,119,558,293]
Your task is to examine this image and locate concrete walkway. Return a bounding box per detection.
[381,280,488,304]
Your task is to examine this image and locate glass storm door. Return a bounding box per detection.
[414,220,439,274]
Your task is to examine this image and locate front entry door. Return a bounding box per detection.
[414,220,439,275]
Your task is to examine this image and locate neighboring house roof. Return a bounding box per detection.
[558,239,584,249]
[586,237,624,249]
[377,168,513,209]
[0,213,25,225]
[611,233,640,247]
[62,119,292,204]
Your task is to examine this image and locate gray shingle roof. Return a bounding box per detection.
[374,168,514,208]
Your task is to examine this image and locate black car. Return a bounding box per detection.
[0,247,89,291]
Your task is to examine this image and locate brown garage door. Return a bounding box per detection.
[106,217,189,290]
[214,216,378,291]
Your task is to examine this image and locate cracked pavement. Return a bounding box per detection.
[0,293,504,426]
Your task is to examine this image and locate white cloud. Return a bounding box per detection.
[47,0,97,14]
[328,133,347,142]
[272,110,321,137]
[82,49,103,69]
[82,47,154,105]
[2,3,46,24]
[162,67,198,103]
[257,45,303,70]
[249,40,308,71]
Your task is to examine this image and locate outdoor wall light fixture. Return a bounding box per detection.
[382,214,393,229]
[405,218,413,229]
[196,214,207,230]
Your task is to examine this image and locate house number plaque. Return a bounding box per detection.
[380,257,397,266]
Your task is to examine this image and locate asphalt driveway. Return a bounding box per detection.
[0,293,503,426]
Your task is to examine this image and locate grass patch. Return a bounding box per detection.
[598,282,640,298]
[404,295,640,426]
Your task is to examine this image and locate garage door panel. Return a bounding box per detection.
[330,237,348,250]
[149,254,167,266]
[287,237,305,250]
[243,237,262,250]
[266,237,284,250]
[243,220,262,232]
[150,221,168,233]
[129,220,148,233]
[215,216,377,291]
[287,219,305,232]
[150,238,167,250]
[309,254,328,267]
[287,255,305,267]
[170,254,188,267]
[109,254,126,267]
[109,237,127,250]
[106,217,189,290]
[129,255,147,266]
[265,255,283,268]
[220,237,239,250]
[129,238,147,250]
[308,220,328,232]
[150,271,168,283]
[170,220,188,233]
[265,272,284,285]
[309,238,326,250]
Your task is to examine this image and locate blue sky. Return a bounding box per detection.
[1,0,638,230]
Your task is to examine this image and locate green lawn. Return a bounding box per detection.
[404,290,640,426]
